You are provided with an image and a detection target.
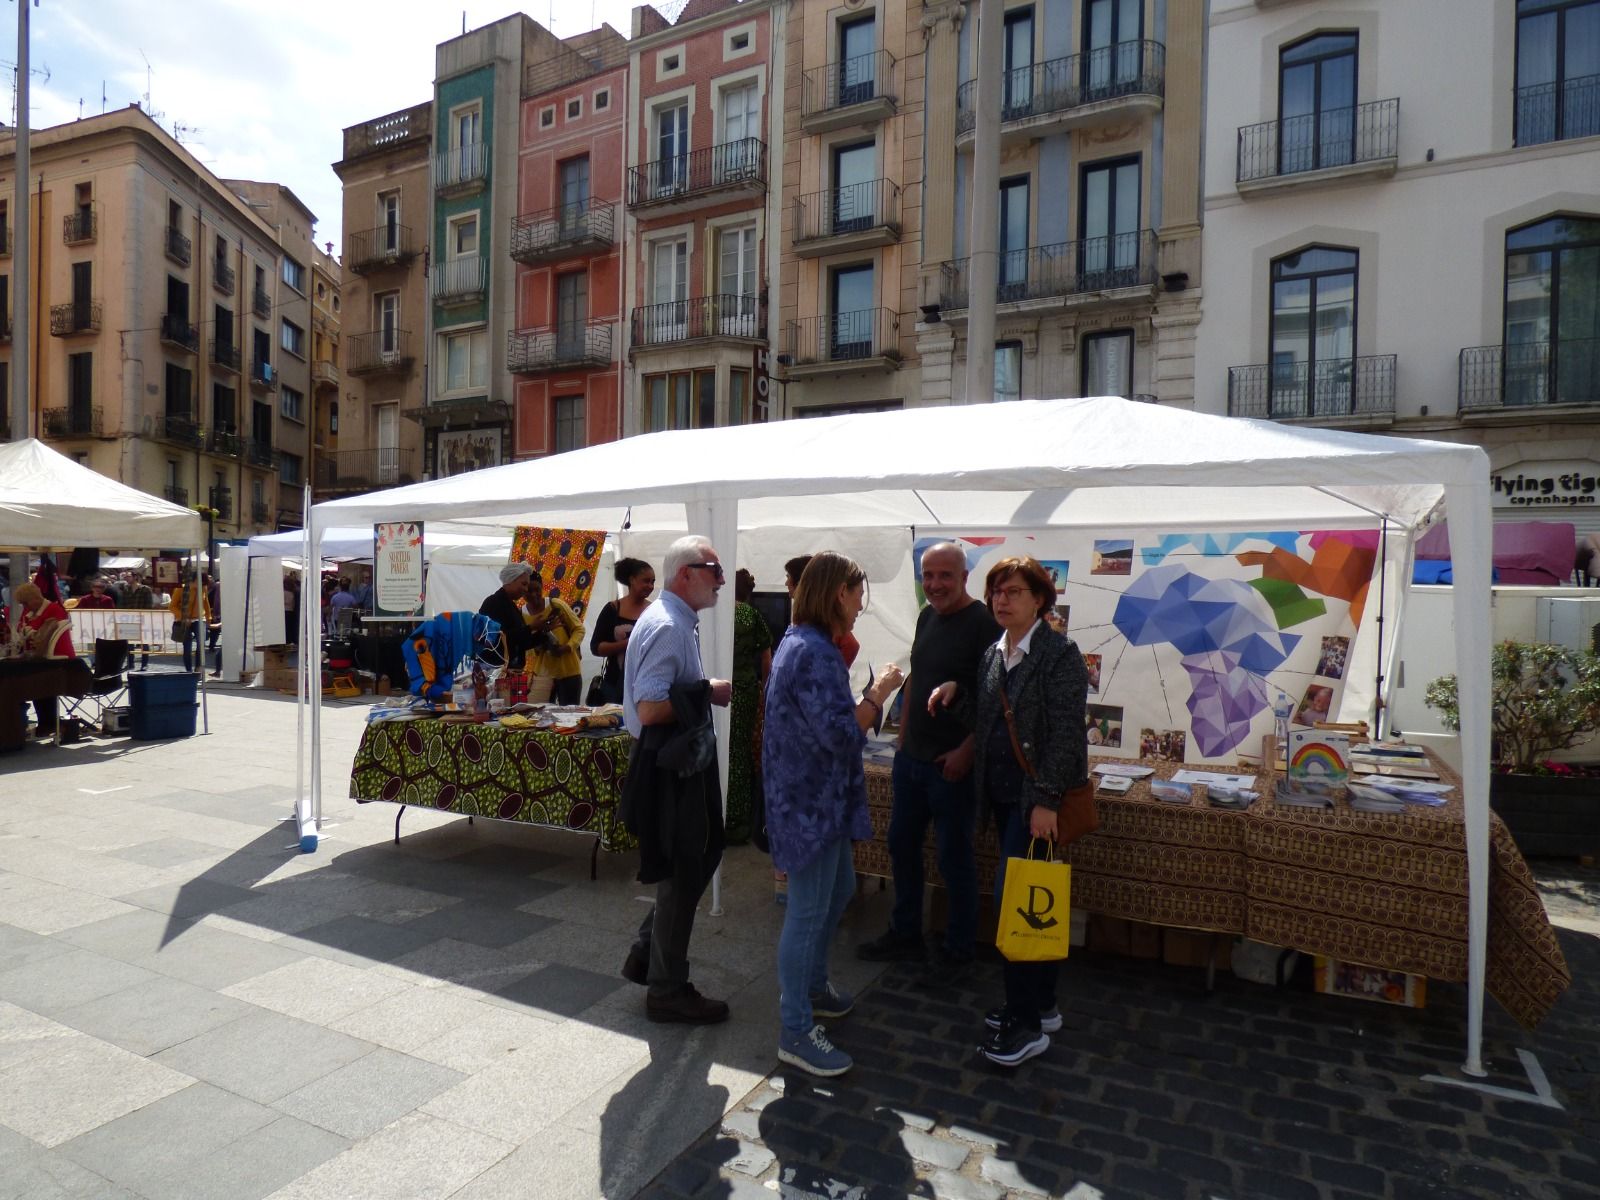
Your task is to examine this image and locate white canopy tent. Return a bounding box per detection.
[0,438,203,551]
[303,397,1494,1074]
[246,524,513,563]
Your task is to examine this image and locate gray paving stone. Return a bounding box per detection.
[979,1155,1053,1197]
[877,1103,936,1131]
[402,900,559,949]
[725,1138,776,1178]
[925,1169,1004,1200]
[0,947,159,1018]
[901,1126,970,1170]
[107,837,225,869]
[721,1109,764,1140]
[151,1007,376,1104]
[143,1115,350,1200]
[946,1123,1004,1150]
[444,845,569,875]
[484,962,624,1018]
[282,913,439,966]
[0,921,74,975]
[54,974,256,1056]
[132,923,310,990]
[115,878,257,920]
[0,1124,141,1200]
[271,1046,465,1139]
[55,907,198,961]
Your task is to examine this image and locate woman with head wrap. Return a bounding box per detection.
[480,563,536,669]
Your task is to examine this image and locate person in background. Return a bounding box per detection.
[764,551,904,1076]
[13,582,75,737]
[351,574,373,612]
[590,557,655,704]
[928,555,1089,1068]
[33,556,63,604]
[784,555,812,599]
[327,578,359,634]
[75,578,115,610]
[283,573,299,648]
[726,568,773,844]
[205,574,223,675]
[169,572,212,673]
[479,563,536,670]
[524,570,585,704]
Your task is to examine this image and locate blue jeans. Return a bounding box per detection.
[778,835,856,1034]
[888,751,979,956]
[994,802,1061,1028]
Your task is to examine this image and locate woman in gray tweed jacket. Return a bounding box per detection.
[930,554,1089,1067]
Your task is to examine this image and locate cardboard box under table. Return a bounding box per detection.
[857,754,1570,1028]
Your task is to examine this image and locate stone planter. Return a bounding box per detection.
[1490,771,1600,859]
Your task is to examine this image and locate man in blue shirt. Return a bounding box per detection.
[621,534,734,1023]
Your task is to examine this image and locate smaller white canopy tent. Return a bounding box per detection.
[246,525,513,562]
[303,397,1495,1074]
[0,438,202,551]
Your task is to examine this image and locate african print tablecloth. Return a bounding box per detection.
[350,720,636,852]
[859,754,1571,1027]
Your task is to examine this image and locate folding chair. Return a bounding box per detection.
[61,638,131,732]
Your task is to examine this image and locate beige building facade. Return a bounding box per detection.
[310,243,342,494]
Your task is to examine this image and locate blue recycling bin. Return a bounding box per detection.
[128,671,199,740]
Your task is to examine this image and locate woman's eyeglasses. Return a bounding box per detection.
[992,585,1032,601]
[686,562,725,580]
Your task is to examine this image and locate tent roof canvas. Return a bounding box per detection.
[0,438,204,551]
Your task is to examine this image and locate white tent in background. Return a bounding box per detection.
[301,397,1495,1075]
[0,438,203,551]
[245,525,513,562]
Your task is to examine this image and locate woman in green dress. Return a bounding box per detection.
[727,568,773,844]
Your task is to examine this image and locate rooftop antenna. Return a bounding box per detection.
[172,121,202,144]
[138,48,163,122]
[0,56,49,126]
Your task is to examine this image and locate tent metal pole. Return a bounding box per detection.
[197,547,209,735]
[1374,518,1388,740]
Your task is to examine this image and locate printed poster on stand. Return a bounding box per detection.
[374,522,425,619]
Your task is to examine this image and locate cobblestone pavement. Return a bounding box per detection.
[639,923,1600,1200]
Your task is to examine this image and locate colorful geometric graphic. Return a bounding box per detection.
[1235,537,1377,626]
[509,527,605,620]
[1140,531,1303,565]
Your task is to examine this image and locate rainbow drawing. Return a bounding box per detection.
[1287,731,1350,782]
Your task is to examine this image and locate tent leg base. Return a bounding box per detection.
[394,805,405,845]
[1424,1050,1560,1107]
[468,815,474,827]
[591,836,599,881]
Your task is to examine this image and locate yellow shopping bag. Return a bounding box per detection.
[995,839,1072,963]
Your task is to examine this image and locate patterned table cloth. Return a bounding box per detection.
[859,755,1571,1028]
[350,719,637,853]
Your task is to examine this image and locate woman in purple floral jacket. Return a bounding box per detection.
[763,551,902,1077]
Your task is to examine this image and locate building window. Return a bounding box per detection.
[280,319,306,357]
[1277,33,1358,174]
[281,255,307,293]
[68,352,93,413]
[658,47,684,79]
[1516,0,1600,146]
[729,367,752,424]
[212,383,236,432]
[449,213,479,258]
[329,399,339,433]
[1269,246,1357,415]
[439,328,488,394]
[280,451,302,485]
[1080,156,1142,285]
[1502,215,1600,405]
[553,396,585,453]
[539,105,555,128]
[164,362,194,417]
[280,385,304,422]
[644,369,717,431]
[566,96,582,120]
[594,88,610,111]
[1002,8,1034,115]
[995,341,1022,402]
[1082,330,1134,398]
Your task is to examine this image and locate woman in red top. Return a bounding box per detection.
[13,582,74,737]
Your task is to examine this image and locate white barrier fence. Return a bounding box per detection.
[68,609,181,650]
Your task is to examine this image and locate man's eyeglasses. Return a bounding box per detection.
[686,562,725,580]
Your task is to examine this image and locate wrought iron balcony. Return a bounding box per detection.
[1516,73,1600,147]
[160,313,199,353]
[435,142,488,194]
[631,294,761,349]
[253,286,271,319]
[627,139,767,212]
[43,406,103,437]
[957,40,1164,140]
[784,309,900,373]
[50,301,102,336]
[213,259,236,296]
[939,230,1158,312]
[431,255,486,305]
[313,448,412,493]
[207,427,244,457]
[246,441,276,469]
[164,485,190,506]
[1237,97,1400,187]
[64,207,97,244]
[347,223,418,273]
[801,51,897,132]
[312,358,339,388]
[1228,355,1397,421]
[1459,339,1600,412]
[162,413,204,448]
[208,486,233,520]
[165,225,192,266]
[794,179,901,254]
[250,358,277,391]
[210,340,242,374]
[346,330,414,376]
[510,200,616,264]
[507,321,613,375]
[251,500,272,524]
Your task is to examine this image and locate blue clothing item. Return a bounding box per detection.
[777,833,857,1035]
[762,623,870,875]
[993,799,1060,1027]
[623,590,704,738]
[888,750,979,956]
[401,611,502,700]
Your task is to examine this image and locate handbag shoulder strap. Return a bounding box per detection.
[998,685,1037,780]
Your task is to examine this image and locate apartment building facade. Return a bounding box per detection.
[309,243,342,495]
[510,28,631,457]
[623,0,781,435]
[1,106,289,539]
[1197,0,1600,532]
[776,0,925,417]
[917,0,1205,406]
[333,102,431,496]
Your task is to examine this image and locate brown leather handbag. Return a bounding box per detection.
[1000,687,1100,846]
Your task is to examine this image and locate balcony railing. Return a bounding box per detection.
[435,142,488,192]
[312,358,339,388]
[44,406,103,437]
[957,40,1165,136]
[939,230,1158,311]
[801,51,898,121]
[1237,97,1400,184]
[346,330,415,375]
[785,309,900,368]
[1227,355,1397,420]
[162,413,203,448]
[253,286,271,319]
[210,340,242,373]
[246,441,276,469]
[1459,339,1600,411]
[250,358,277,391]
[164,485,190,506]
[794,179,901,245]
[208,487,233,520]
[213,259,236,296]
[431,255,487,304]
[1516,74,1600,147]
[160,313,199,352]
[508,321,613,374]
[64,207,97,244]
[50,301,102,336]
[510,199,616,263]
[627,139,767,209]
[631,294,761,349]
[207,427,244,457]
[347,223,418,273]
[165,225,192,267]
[251,500,272,524]
[342,102,431,161]
[314,448,411,491]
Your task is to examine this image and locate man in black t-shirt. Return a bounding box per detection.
[858,542,999,979]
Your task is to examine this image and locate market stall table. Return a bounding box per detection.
[0,658,93,751]
[856,754,1571,1028]
[350,717,635,876]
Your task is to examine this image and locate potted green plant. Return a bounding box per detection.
[1425,640,1600,858]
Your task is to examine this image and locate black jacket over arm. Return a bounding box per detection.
[619,679,726,885]
[971,625,1090,812]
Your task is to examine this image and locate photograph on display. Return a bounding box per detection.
[1316,635,1350,680]
[1140,727,1188,762]
[1038,560,1070,592]
[1086,704,1123,749]
[437,429,503,478]
[155,558,180,586]
[1044,603,1070,634]
[1294,683,1335,726]
[1082,652,1102,694]
[1092,539,1134,575]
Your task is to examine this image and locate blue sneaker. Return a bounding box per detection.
[779,1024,852,1077]
[809,981,854,1020]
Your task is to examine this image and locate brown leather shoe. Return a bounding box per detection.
[646,983,729,1025]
